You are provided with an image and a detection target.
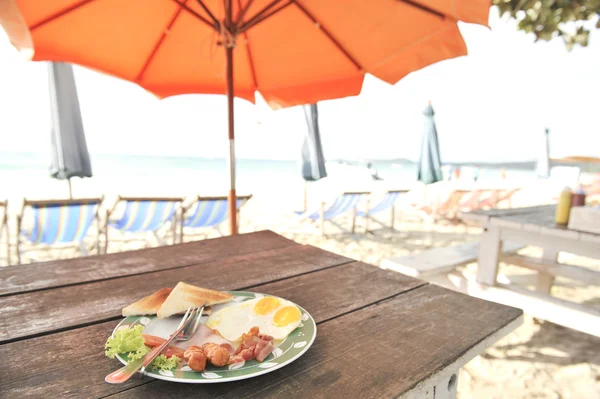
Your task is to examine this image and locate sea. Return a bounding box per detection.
[0,151,540,205]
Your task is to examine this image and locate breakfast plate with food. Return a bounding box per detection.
[105,282,316,383]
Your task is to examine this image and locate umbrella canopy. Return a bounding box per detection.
[301,104,327,182]
[536,128,550,178]
[48,62,92,196]
[5,0,490,234]
[417,102,443,184]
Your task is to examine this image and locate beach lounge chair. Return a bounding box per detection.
[356,190,409,232]
[106,196,183,252]
[179,195,252,240]
[297,191,369,235]
[478,188,520,209]
[16,197,103,264]
[1,200,9,265]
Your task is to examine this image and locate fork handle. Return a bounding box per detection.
[105,309,196,384]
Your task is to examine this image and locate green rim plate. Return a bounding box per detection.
[111,291,316,383]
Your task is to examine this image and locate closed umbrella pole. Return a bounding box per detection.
[301,103,327,211]
[536,128,550,178]
[48,62,92,198]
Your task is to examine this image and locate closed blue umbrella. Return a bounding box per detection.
[417,102,443,184]
[301,103,327,210]
[48,62,92,197]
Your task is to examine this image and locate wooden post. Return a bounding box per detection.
[320,201,325,236]
[104,209,109,254]
[364,199,370,233]
[351,207,357,234]
[3,211,10,266]
[95,209,101,254]
[476,226,502,285]
[391,204,396,231]
[303,182,308,212]
[16,214,21,265]
[536,248,559,294]
[171,209,178,245]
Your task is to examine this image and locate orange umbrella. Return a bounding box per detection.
[5,0,490,234]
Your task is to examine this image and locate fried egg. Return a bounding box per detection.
[206,296,302,342]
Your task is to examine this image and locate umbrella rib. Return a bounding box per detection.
[238,0,293,33]
[196,0,221,29]
[172,0,218,30]
[135,3,187,83]
[397,0,445,19]
[238,0,286,32]
[237,0,259,90]
[291,1,363,71]
[30,0,96,31]
[236,0,255,25]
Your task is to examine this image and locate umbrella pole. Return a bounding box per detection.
[67,178,73,199]
[225,4,237,235]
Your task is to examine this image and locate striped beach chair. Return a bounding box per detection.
[297,191,369,235]
[1,200,9,265]
[16,198,103,264]
[106,196,183,252]
[180,195,252,240]
[357,190,408,232]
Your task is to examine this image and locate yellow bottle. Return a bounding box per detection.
[555,186,573,225]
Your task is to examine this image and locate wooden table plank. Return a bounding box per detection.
[111,285,522,399]
[0,262,424,398]
[0,244,353,344]
[0,230,296,296]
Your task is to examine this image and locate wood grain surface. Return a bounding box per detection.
[0,230,295,296]
[0,230,522,398]
[0,244,351,343]
[110,285,522,399]
[0,262,425,398]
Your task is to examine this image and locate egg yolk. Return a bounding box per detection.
[273,306,301,326]
[254,297,281,315]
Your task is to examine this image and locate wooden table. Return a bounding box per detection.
[0,231,522,398]
[462,206,600,337]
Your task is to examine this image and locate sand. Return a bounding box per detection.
[2,187,599,398]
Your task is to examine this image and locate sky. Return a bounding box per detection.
[0,8,599,163]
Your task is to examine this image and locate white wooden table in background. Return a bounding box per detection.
[462,206,600,337]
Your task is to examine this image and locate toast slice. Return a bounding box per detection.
[157,282,233,319]
[122,287,173,317]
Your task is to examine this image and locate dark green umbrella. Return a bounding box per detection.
[417,102,443,184]
[48,62,92,197]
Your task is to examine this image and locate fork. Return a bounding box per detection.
[105,306,204,384]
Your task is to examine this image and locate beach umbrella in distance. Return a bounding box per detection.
[536,128,550,178]
[48,62,92,198]
[301,103,327,211]
[4,0,490,234]
[417,101,443,184]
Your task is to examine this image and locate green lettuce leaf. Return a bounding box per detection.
[105,325,150,360]
[149,354,181,371]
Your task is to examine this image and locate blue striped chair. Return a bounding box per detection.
[356,190,408,232]
[17,198,103,264]
[1,200,10,265]
[180,195,252,240]
[106,196,183,252]
[296,192,369,235]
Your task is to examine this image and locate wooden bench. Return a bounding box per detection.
[381,241,525,279]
